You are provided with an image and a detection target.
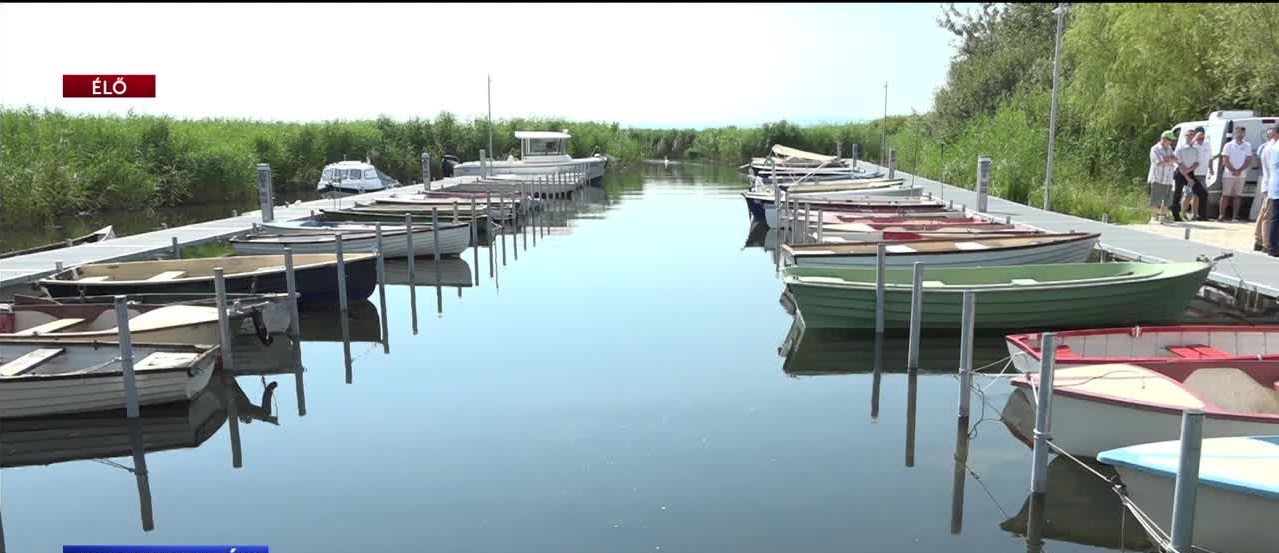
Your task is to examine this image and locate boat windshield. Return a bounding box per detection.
[524,138,566,157]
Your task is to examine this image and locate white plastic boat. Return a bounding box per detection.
[232,223,470,258]
[1098,435,1278,553]
[0,340,219,418]
[1003,361,1279,456]
[316,161,400,193]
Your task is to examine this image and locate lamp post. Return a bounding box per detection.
[1043,3,1068,211]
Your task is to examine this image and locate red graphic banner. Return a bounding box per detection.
[63,75,156,98]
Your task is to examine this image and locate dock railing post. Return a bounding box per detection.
[171,237,180,259]
[373,227,388,352]
[334,234,349,318]
[888,147,897,179]
[1102,213,1110,224]
[1030,332,1057,494]
[1170,409,1204,553]
[213,268,234,374]
[875,244,887,335]
[113,295,140,418]
[431,208,442,261]
[479,149,488,178]
[975,156,990,213]
[802,202,811,243]
[957,292,975,421]
[816,209,825,242]
[470,197,480,246]
[421,151,431,189]
[283,248,301,340]
[1184,227,1191,240]
[907,262,924,370]
[256,163,275,222]
[55,261,64,274]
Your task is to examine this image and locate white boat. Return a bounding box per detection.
[371,196,517,221]
[814,221,1035,242]
[783,185,924,204]
[782,232,1099,268]
[1003,361,1279,457]
[316,161,400,193]
[232,223,471,258]
[1005,325,1279,373]
[760,196,949,228]
[0,340,219,419]
[451,131,607,183]
[1098,435,1278,553]
[0,303,226,345]
[748,145,881,180]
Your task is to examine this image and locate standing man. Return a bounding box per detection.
[1219,127,1253,222]
[1193,127,1213,219]
[1257,126,1278,252]
[1149,130,1178,223]
[1173,128,1202,222]
[1266,124,1279,257]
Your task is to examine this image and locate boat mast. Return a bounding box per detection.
[487,74,494,163]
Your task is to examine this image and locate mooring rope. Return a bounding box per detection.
[91,458,137,474]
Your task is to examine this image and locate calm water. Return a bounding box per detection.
[3,165,1180,553]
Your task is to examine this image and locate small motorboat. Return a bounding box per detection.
[0,225,115,260]
[37,254,378,304]
[1003,361,1279,456]
[1006,325,1279,372]
[316,161,399,193]
[0,340,220,419]
[1098,436,1278,553]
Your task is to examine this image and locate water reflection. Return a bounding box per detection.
[1000,457,1153,551]
[951,419,970,535]
[298,300,384,344]
[779,320,1009,375]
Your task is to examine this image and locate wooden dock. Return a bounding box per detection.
[0,177,480,289]
[870,164,1279,299]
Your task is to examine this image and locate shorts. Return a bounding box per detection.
[1222,175,1247,196]
[1149,182,1172,209]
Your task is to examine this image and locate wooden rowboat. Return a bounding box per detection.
[1098,436,1278,553]
[0,340,219,419]
[0,226,115,260]
[1003,361,1279,456]
[782,232,1099,268]
[1006,325,1279,372]
[0,303,224,344]
[232,222,470,258]
[783,261,1211,330]
[317,207,490,227]
[37,254,378,304]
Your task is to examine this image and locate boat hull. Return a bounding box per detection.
[787,235,1098,269]
[41,257,379,305]
[784,264,1209,331]
[0,350,216,419]
[1111,465,1275,553]
[1002,387,1279,457]
[452,157,606,183]
[232,225,470,258]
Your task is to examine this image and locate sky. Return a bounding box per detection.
[0,3,961,128]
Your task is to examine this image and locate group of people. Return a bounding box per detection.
[1149,123,1279,256]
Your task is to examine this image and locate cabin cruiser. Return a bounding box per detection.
[450,130,607,182]
[316,161,400,194]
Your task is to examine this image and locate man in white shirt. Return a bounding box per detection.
[1148,130,1178,223]
[1193,127,1213,220]
[1219,126,1253,222]
[1262,125,1279,256]
[1173,128,1202,222]
[1255,127,1277,251]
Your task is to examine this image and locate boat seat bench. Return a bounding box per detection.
[12,317,86,336]
[146,271,187,281]
[1,347,65,377]
[1166,345,1232,359]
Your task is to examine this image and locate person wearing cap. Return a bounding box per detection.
[1173,128,1204,222]
[1263,124,1279,256]
[1148,130,1178,222]
[1255,126,1278,250]
[1193,127,1214,219]
[1219,126,1253,222]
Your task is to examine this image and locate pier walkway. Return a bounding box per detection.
[0,176,480,289]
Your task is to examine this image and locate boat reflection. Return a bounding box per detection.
[383,257,474,288]
[1001,456,1153,551]
[0,372,277,533]
[779,319,1009,375]
[298,299,383,344]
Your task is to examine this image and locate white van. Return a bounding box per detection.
[1171,110,1278,219]
[316,161,400,194]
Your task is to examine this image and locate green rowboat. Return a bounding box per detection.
[782,262,1210,331]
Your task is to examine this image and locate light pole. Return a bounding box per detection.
[880,81,889,167]
[1043,3,1067,211]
